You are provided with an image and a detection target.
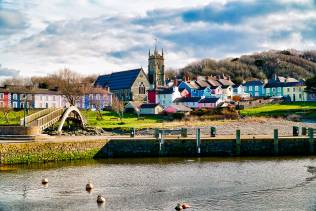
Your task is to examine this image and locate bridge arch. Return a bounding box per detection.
[57,106,85,133]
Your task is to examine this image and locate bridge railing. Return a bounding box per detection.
[32,108,65,130]
[20,108,57,126]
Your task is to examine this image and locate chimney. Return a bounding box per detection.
[173,78,178,87]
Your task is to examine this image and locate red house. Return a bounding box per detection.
[147,89,156,103]
[0,87,10,108]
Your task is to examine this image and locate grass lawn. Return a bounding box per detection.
[0,109,38,125]
[82,110,166,129]
[240,102,316,118]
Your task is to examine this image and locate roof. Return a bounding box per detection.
[157,88,173,94]
[195,80,210,88]
[94,68,143,90]
[199,97,220,103]
[218,79,235,86]
[164,104,192,113]
[243,80,264,86]
[173,97,201,103]
[140,103,161,109]
[264,81,305,88]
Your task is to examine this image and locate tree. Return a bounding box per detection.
[51,68,89,106]
[111,96,124,122]
[89,87,109,120]
[305,76,316,94]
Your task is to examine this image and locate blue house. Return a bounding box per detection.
[242,80,265,97]
[178,81,205,97]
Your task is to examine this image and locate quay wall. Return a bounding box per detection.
[100,137,315,158]
[0,136,315,164]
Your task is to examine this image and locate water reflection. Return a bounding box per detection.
[1,156,316,210]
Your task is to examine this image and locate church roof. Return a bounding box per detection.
[94,68,143,90]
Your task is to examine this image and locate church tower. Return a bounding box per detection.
[148,46,165,89]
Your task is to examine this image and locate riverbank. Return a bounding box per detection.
[0,137,109,164]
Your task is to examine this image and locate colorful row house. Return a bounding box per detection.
[242,80,265,97]
[265,81,307,102]
[0,85,112,110]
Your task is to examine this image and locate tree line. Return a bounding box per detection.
[169,50,316,84]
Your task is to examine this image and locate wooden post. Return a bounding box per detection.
[274,129,279,155]
[196,128,201,155]
[308,128,314,154]
[236,129,241,156]
[159,130,164,155]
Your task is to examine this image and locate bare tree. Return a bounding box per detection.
[89,87,109,120]
[51,68,89,106]
[111,96,124,122]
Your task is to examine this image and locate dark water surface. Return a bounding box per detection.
[1,157,316,210]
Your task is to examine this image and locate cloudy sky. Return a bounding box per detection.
[0,0,316,78]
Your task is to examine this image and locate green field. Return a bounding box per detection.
[82,110,166,129]
[240,102,316,118]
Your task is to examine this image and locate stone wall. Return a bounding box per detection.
[99,137,315,158]
[0,139,109,164]
[0,126,40,135]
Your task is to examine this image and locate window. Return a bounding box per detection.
[287,88,290,92]
[13,102,17,108]
[299,94,302,99]
[0,102,3,107]
[13,94,17,100]
[249,86,252,91]
[255,86,258,91]
[139,82,145,94]
[46,96,49,101]
[0,93,3,99]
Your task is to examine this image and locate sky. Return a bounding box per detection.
[0,0,316,78]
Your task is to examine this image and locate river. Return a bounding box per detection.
[1,157,316,210]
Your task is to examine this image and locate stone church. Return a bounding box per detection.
[94,47,165,102]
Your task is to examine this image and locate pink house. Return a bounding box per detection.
[197,97,221,109]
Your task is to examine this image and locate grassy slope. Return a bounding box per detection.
[240,102,316,118]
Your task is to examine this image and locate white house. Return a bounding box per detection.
[32,89,66,108]
[139,103,164,115]
[173,97,201,109]
[156,87,181,107]
[197,97,221,109]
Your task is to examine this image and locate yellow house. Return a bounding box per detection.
[283,82,307,102]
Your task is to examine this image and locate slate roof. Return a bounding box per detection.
[218,79,235,86]
[195,80,210,88]
[199,97,220,103]
[243,80,264,86]
[264,81,304,88]
[140,103,161,109]
[157,88,173,94]
[94,68,143,90]
[173,97,201,103]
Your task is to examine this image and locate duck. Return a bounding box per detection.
[42,178,48,185]
[97,195,105,203]
[86,182,93,191]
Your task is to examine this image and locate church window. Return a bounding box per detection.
[139,82,145,94]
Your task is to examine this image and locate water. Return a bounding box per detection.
[1,157,316,210]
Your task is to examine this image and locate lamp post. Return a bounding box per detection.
[23,95,27,127]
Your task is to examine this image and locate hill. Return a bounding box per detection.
[178,50,316,83]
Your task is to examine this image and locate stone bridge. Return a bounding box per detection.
[21,106,86,133]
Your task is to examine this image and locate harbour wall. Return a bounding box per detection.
[0,136,315,164]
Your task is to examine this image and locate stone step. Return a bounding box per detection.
[0,135,36,140]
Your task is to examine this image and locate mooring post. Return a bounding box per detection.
[274,129,279,155]
[308,128,314,154]
[196,128,201,155]
[236,129,241,156]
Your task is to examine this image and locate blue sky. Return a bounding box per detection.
[0,0,316,78]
